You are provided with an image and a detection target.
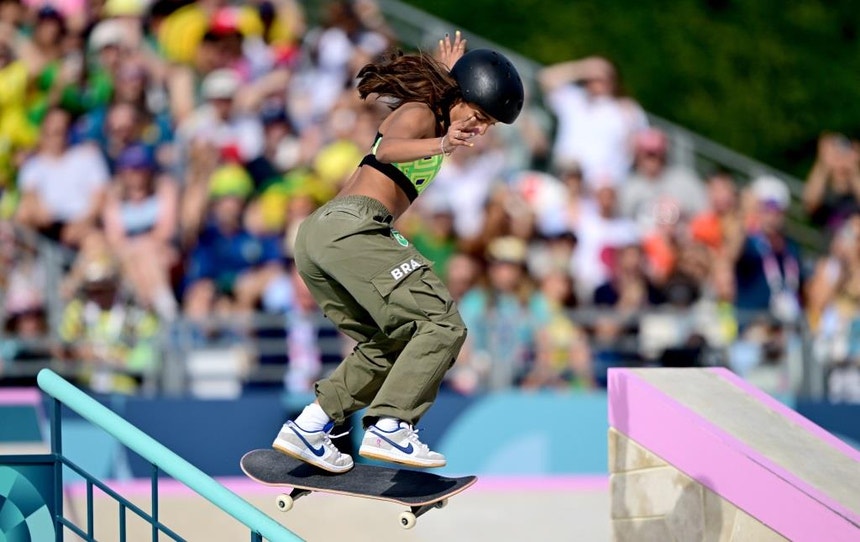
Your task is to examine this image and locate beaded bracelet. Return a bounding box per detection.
[440,137,452,157]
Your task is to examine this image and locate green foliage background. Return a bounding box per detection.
[404,0,860,178]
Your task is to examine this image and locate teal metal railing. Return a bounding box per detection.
[36,368,303,542]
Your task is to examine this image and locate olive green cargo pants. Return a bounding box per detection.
[293,195,467,427]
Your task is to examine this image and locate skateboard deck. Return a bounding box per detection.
[240,449,477,528]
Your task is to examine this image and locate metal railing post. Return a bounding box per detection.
[37,369,303,542]
[51,397,64,542]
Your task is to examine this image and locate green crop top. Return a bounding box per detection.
[359,132,444,202]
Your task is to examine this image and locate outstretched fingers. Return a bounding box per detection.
[438,30,467,70]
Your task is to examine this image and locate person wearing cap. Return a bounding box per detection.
[103,144,179,320]
[175,68,264,174]
[272,33,525,473]
[454,235,551,393]
[733,176,804,322]
[57,251,160,394]
[182,163,286,321]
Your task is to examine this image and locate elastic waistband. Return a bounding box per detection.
[325,195,394,222]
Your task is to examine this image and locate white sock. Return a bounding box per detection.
[293,403,330,431]
[375,417,401,431]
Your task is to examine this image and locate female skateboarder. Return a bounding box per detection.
[273,34,524,472]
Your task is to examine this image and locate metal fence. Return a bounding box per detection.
[1,306,824,403]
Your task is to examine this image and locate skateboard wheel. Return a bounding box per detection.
[434,499,448,509]
[276,494,294,512]
[398,512,416,529]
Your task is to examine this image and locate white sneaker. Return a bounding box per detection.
[273,421,354,473]
[359,422,446,468]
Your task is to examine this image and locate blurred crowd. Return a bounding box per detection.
[0,0,857,401]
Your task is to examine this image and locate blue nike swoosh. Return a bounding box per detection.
[370,430,414,454]
[291,427,326,457]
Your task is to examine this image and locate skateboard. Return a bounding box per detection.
[240,449,477,529]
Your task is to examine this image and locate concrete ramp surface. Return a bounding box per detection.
[608,368,860,541]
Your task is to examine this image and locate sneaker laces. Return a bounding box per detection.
[400,424,431,452]
[322,422,351,455]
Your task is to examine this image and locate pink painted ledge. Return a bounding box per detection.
[65,475,608,499]
[0,388,42,406]
[608,368,860,542]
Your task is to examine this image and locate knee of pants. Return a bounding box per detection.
[400,312,468,352]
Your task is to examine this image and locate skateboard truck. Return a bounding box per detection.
[275,489,449,529]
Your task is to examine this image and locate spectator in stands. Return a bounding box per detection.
[594,242,664,309]
[689,169,745,258]
[74,58,173,170]
[175,68,265,175]
[444,252,482,303]
[661,240,709,308]
[537,55,647,185]
[182,164,287,320]
[455,179,537,260]
[22,7,66,86]
[422,133,509,243]
[0,281,50,385]
[0,24,38,194]
[528,230,577,281]
[15,107,110,247]
[692,260,738,353]
[571,182,639,298]
[408,198,458,281]
[589,241,662,383]
[454,236,550,393]
[293,0,390,124]
[524,165,586,237]
[619,127,707,229]
[95,102,143,172]
[521,267,593,390]
[0,0,25,30]
[102,144,179,320]
[83,19,129,109]
[283,266,334,394]
[806,213,860,365]
[58,254,160,393]
[734,176,803,323]
[803,132,860,236]
[244,104,302,188]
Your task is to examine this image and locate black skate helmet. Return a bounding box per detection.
[450,49,524,124]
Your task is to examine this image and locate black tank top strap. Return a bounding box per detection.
[359,132,419,201]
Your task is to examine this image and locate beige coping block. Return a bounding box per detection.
[609,427,668,473]
[611,430,788,542]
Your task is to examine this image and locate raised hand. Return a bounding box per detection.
[442,115,480,154]
[438,30,467,71]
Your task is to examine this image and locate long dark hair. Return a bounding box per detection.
[356,51,460,128]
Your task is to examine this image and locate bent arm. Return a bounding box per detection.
[373,105,443,163]
[803,159,829,214]
[537,58,598,93]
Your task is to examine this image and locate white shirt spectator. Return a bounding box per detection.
[571,199,639,297]
[18,144,109,222]
[620,166,708,229]
[176,105,265,162]
[547,84,647,185]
